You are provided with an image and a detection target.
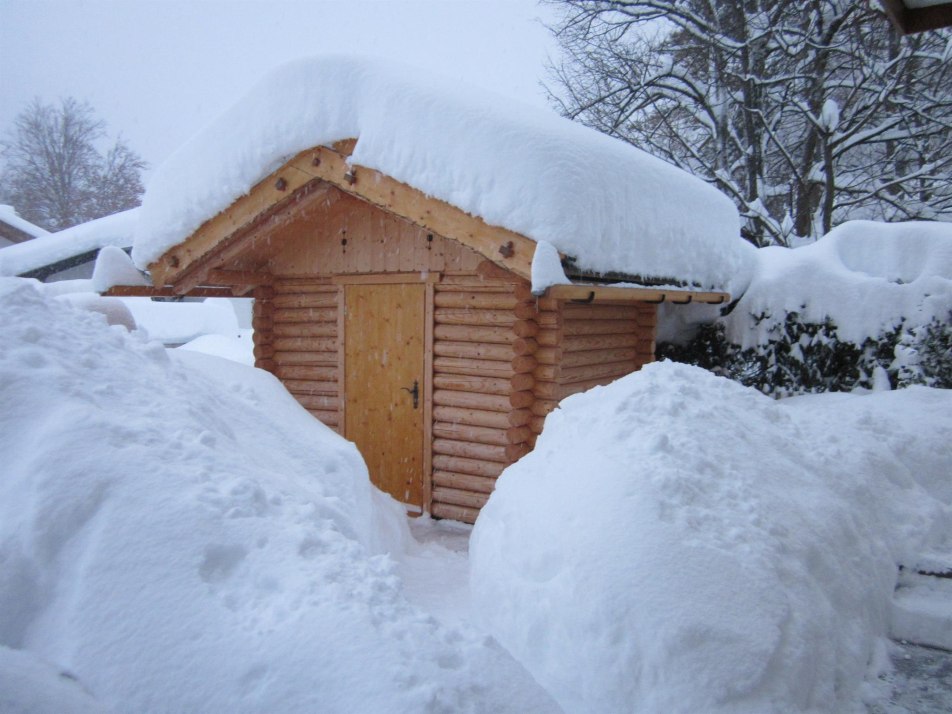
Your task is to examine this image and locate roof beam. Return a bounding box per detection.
[545,284,730,305]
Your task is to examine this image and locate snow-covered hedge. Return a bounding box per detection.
[661,221,952,396]
[0,279,558,714]
[470,361,952,714]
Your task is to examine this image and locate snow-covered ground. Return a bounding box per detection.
[1,278,950,713]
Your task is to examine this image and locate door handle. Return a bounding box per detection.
[401,380,420,409]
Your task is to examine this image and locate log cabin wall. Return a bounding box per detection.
[556,301,657,400]
[265,278,342,431]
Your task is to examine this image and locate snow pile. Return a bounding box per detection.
[91,245,148,292]
[0,208,138,278]
[119,296,242,345]
[724,220,952,347]
[0,279,558,714]
[0,646,106,714]
[133,55,748,293]
[471,361,952,714]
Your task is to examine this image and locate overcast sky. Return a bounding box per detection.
[0,0,559,173]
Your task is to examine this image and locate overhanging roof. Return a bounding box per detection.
[879,0,952,33]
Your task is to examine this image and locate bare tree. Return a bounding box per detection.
[0,98,147,232]
[546,0,952,245]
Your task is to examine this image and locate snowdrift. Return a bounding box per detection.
[725,220,952,347]
[0,279,558,714]
[470,361,952,714]
[133,55,748,293]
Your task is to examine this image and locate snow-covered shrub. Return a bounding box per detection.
[661,221,952,396]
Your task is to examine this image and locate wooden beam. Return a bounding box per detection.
[205,269,272,286]
[103,285,243,298]
[545,283,730,305]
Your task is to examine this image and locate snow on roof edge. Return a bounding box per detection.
[0,208,139,277]
[133,55,751,294]
[0,205,50,240]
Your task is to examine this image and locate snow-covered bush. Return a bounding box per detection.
[471,361,952,714]
[661,221,952,396]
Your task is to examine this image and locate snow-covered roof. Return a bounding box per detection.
[0,205,49,243]
[133,56,750,293]
[0,208,139,278]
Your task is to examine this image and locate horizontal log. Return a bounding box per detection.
[433,341,513,362]
[434,324,515,345]
[273,307,338,324]
[434,292,517,310]
[433,356,513,379]
[562,319,638,337]
[253,344,275,359]
[432,470,497,494]
[513,320,539,338]
[253,285,275,300]
[433,389,510,413]
[529,416,546,434]
[436,278,510,290]
[255,358,276,372]
[562,304,641,321]
[430,502,481,524]
[274,351,338,366]
[506,425,532,444]
[535,346,562,365]
[560,360,635,384]
[512,338,538,356]
[273,282,335,295]
[251,315,273,331]
[273,322,337,338]
[535,329,563,347]
[433,438,508,463]
[559,377,621,399]
[505,443,531,462]
[532,381,560,400]
[530,398,559,417]
[292,393,340,410]
[431,487,490,510]
[563,333,641,352]
[275,365,338,382]
[508,408,532,427]
[509,390,535,409]
[533,363,558,381]
[560,347,640,368]
[510,373,535,392]
[434,308,515,327]
[433,373,510,396]
[272,293,338,309]
[433,422,509,446]
[511,355,537,374]
[273,336,337,353]
[514,302,561,322]
[285,380,338,396]
[306,409,340,427]
[433,454,506,479]
[433,406,511,430]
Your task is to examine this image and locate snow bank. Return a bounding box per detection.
[470,361,952,714]
[0,279,558,714]
[133,55,748,292]
[119,296,241,345]
[0,209,138,278]
[724,220,952,346]
[0,645,106,714]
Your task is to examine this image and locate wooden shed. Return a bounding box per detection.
[133,138,730,523]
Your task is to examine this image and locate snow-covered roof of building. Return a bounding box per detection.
[133,56,750,294]
[0,208,139,278]
[0,205,49,244]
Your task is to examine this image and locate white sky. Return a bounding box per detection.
[0,0,559,174]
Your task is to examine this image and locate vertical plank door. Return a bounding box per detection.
[344,283,426,510]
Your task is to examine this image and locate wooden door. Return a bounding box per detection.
[344,283,425,509]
